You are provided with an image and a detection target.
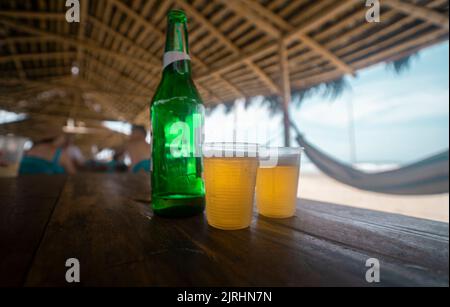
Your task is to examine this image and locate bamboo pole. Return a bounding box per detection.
[279,41,291,147]
[346,96,357,164]
[385,0,449,30]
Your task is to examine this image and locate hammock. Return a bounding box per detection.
[291,123,449,195]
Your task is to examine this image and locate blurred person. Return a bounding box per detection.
[63,134,85,169]
[106,147,128,173]
[19,129,76,175]
[125,125,151,173]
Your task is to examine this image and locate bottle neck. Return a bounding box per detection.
[163,18,191,76]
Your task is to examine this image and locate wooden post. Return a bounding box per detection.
[279,41,291,147]
[347,96,357,164]
[233,99,238,142]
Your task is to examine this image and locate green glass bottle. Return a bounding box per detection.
[150,10,205,217]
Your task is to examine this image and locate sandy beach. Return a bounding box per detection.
[299,172,449,223]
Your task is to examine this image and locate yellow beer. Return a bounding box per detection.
[256,147,302,218]
[256,165,300,218]
[204,156,258,230]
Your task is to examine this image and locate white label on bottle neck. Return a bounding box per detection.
[163,51,191,69]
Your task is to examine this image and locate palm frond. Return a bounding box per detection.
[386,53,419,74]
[205,99,234,115]
[291,77,350,108]
[205,77,351,115]
[223,102,235,114]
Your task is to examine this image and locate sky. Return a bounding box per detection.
[205,41,449,166]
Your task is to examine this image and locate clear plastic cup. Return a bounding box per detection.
[256,147,303,218]
[203,143,259,230]
[0,135,28,178]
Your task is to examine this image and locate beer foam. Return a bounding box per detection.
[259,147,302,168]
[202,143,258,159]
[277,154,300,166]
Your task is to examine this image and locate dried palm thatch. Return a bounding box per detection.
[0,0,448,148]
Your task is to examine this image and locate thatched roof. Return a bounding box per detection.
[0,0,449,144]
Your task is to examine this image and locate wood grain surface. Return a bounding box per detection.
[0,175,66,286]
[0,174,448,287]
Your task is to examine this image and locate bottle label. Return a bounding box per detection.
[163,51,191,69]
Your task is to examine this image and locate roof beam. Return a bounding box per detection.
[384,0,449,30]
[291,27,448,90]
[198,0,357,80]
[244,59,280,94]
[175,0,240,54]
[86,15,160,83]
[0,17,158,70]
[0,8,246,100]
[218,0,282,38]
[250,0,354,75]
[0,77,149,100]
[85,52,220,121]
[84,54,152,95]
[0,76,70,87]
[108,0,245,99]
[211,72,245,98]
[0,11,65,20]
[0,51,76,64]
[2,36,56,45]
[174,0,280,94]
[284,0,357,43]
[295,33,355,76]
[239,0,293,31]
[273,0,447,78]
[221,0,355,76]
[109,0,164,41]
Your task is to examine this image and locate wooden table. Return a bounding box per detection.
[0,174,448,287]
